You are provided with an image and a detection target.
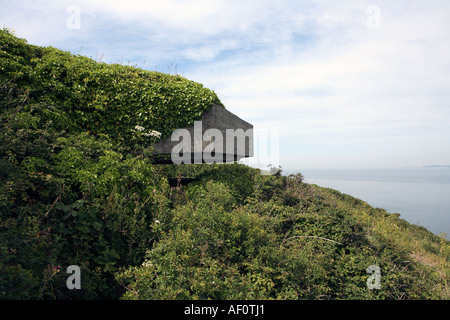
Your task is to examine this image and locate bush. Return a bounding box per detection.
[0,28,221,299]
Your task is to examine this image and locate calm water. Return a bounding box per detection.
[287,168,450,237]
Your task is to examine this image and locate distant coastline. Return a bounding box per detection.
[423,165,450,168]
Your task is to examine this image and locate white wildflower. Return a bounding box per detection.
[134,125,145,131]
[143,130,162,138]
[149,130,162,138]
[142,260,153,268]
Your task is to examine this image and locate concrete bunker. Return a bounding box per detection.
[153,103,253,165]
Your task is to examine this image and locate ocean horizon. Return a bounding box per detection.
[284,167,450,237]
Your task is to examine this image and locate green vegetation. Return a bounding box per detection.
[1,28,449,300]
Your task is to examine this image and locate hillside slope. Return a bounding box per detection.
[0,29,448,300]
[0,28,222,140]
[117,165,449,300]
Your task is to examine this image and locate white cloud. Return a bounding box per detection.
[185,1,450,169]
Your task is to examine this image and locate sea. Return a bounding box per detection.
[284,167,450,237]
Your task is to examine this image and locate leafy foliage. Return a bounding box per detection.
[0,28,222,141]
[117,171,449,300]
[0,28,219,299]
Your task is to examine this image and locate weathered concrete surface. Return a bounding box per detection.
[153,103,253,164]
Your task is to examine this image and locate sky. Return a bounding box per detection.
[2,0,450,170]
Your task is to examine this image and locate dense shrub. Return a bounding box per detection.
[117,170,449,300]
[0,28,220,299]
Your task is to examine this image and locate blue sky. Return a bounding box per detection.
[2,0,450,170]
